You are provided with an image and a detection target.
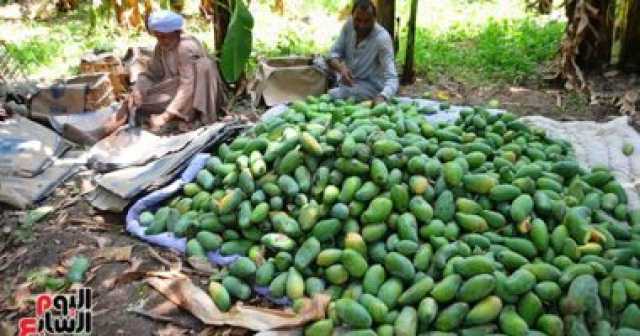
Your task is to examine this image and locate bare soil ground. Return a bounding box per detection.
[399,76,622,122]
[0,74,632,336]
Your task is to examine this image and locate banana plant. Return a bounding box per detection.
[220,0,254,83]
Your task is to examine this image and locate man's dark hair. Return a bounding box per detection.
[352,0,377,16]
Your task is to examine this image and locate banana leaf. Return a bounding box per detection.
[220,0,254,83]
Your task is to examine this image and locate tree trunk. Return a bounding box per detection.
[214,0,233,54]
[105,0,143,28]
[526,0,552,14]
[200,0,214,18]
[126,0,143,28]
[560,0,640,88]
[171,0,185,12]
[571,0,613,69]
[402,0,418,85]
[539,0,552,14]
[376,0,396,49]
[612,0,640,70]
[560,0,614,88]
[143,0,153,26]
[56,0,79,12]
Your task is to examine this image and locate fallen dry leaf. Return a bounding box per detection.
[128,293,197,330]
[146,296,183,316]
[68,218,109,231]
[148,247,174,268]
[61,245,90,261]
[187,256,216,275]
[154,324,190,336]
[91,308,110,317]
[84,265,100,284]
[12,282,33,312]
[129,305,183,326]
[56,195,79,210]
[0,246,28,272]
[199,326,250,336]
[102,257,145,289]
[255,329,302,336]
[198,327,216,336]
[95,246,133,263]
[145,271,330,331]
[54,210,69,226]
[93,236,112,249]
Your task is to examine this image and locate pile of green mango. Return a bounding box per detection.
[138,94,640,336]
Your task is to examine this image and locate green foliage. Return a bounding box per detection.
[400,18,565,84]
[1,0,566,89]
[221,0,255,83]
[255,29,320,58]
[314,0,350,13]
[3,39,63,72]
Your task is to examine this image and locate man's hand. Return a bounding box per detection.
[338,64,355,87]
[373,95,386,106]
[328,58,355,87]
[149,112,173,133]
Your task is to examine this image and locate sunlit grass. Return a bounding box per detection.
[397,17,566,84]
[1,8,155,80]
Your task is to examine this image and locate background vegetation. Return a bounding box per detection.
[1,0,566,86]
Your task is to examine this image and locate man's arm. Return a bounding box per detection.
[328,22,354,86]
[377,35,399,101]
[329,22,348,66]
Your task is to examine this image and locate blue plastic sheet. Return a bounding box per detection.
[126,153,210,255]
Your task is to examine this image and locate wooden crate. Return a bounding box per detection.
[79,53,127,95]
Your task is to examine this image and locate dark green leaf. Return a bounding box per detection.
[220,0,254,83]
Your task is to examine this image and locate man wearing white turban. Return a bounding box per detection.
[118,10,227,133]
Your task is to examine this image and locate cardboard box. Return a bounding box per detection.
[30,73,115,120]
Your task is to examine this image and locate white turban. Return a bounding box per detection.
[148,10,184,33]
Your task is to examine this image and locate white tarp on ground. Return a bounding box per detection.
[522,116,640,208]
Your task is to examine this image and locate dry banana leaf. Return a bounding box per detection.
[145,271,330,331]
